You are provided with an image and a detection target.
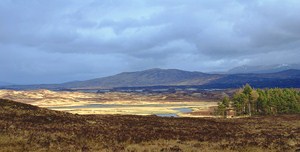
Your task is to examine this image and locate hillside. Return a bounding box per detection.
[59,68,221,89]
[203,69,300,88]
[2,68,222,90]
[2,69,300,90]
[0,98,299,151]
[227,64,300,74]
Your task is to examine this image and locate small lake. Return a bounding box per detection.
[155,107,193,117]
[156,114,178,117]
[173,107,193,113]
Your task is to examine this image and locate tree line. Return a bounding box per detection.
[216,84,300,116]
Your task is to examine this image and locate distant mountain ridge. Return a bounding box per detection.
[227,64,300,74]
[2,68,300,90]
[202,69,300,88]
[55,68,222,89]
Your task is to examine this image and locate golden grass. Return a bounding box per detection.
[0,89,218,116]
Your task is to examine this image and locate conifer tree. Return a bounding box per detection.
[216,84,300,117]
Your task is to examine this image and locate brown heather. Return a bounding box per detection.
[0,99,299,152]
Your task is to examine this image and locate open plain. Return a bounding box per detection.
[0,89,220,117]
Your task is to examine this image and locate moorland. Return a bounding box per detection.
[0,98,299,152]
[1,69,300,151]
[0,89,222,116]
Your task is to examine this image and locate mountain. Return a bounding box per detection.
[227,64,300,74]
[203,69,300,88]
[1,68,221,90]
[60,68,222,89]
[2,69,300,90]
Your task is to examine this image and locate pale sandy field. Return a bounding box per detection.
[0,89,218,116]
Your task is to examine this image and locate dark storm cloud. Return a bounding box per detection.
[0,0,300,84]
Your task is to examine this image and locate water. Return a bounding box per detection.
[173,107,193,113]
[155,107,193,117]
[156,114,178,117]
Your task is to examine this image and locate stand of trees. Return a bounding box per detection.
[216,84,300,116]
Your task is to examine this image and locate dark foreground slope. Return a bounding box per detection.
[0,99,300,152]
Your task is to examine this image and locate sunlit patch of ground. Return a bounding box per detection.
[0,89,218,116]
[48,101,217,116]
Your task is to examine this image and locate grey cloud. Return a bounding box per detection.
[0,0,300,83]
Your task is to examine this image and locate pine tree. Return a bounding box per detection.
[216,84,300,117]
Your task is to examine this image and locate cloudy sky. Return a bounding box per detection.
[1,0,300,84]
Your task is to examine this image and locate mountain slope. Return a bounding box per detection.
[227,64,300,74]
[60,68,221,89]
[2,69,300,90]
[204,69,300,88]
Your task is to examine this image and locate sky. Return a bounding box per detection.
[1,0,300,84]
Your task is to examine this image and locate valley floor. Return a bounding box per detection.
[0,89,219,117]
